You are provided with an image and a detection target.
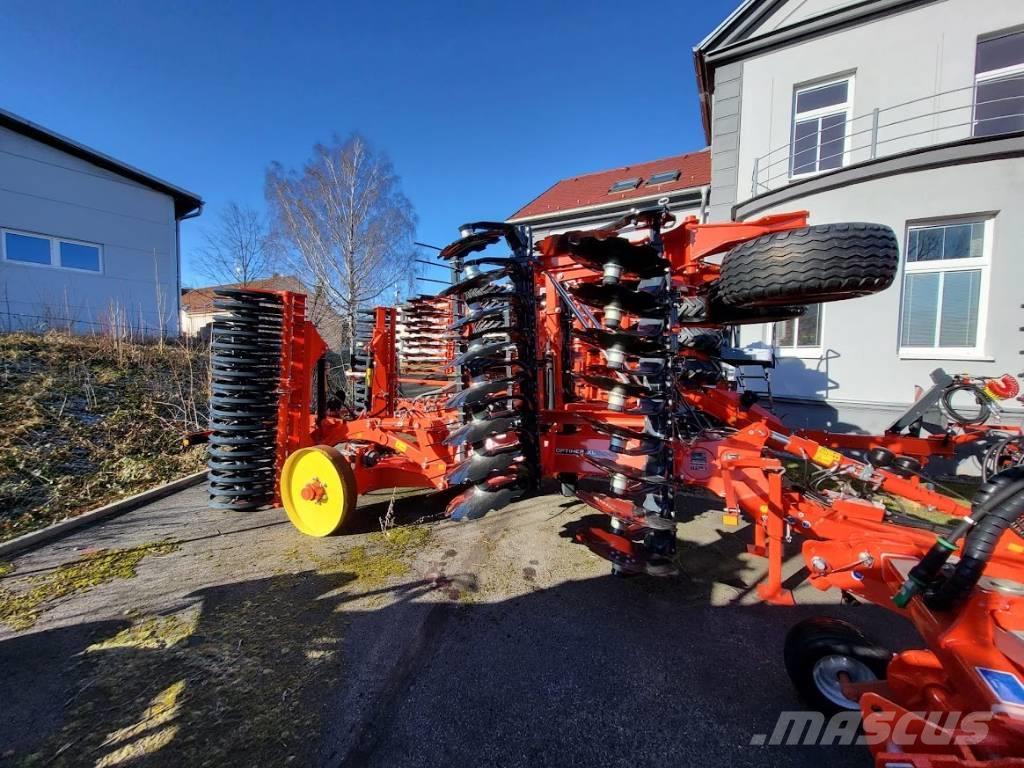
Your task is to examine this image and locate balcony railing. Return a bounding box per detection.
[749,75,1024,198]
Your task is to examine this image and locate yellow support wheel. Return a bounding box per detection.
[280,445,357,537]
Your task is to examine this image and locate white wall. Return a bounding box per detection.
[0,125,180,335]
[736,0,1024,203]
[736,157,1024,420]
[180,310,215,337]
[758,0,858,33]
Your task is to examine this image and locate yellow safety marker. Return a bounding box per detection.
[280,445,357,537]
[812,446,843,468]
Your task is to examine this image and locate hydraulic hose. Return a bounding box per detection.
[940,383,992,426]
[924,467,1024,610]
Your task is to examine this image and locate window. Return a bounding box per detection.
[774,303,822,352]
[2,229,102,272]
[608,178,640,193]
[646,170,680,186]
[899,219,990,357]
[5,232,51,265]
[60,241,101,271]
[974,29,1024,136]
[790,76,853,177]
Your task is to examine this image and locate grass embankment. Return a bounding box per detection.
[0,332,208,542]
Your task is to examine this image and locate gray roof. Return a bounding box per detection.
[0,107,203,218]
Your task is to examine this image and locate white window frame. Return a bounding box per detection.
[790,75,855,180]
[898,217,992,361]
[1,227,103,274]
[769,304,824,358]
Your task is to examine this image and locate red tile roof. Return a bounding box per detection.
[508,148,710,221]
[181,275,307,314]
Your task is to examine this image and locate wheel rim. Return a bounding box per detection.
[811,654,876,710]
[280,446,353,537]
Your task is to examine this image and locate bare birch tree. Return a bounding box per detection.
[194,202,273,286]
[264,134,417,351]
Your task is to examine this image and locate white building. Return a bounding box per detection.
[507,149,710,241]
[0,108,202,337]
[695,0,1024,430]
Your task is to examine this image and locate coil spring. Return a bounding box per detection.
[207,289,283,510]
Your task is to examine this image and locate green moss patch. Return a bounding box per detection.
[309,525,433,588]
[0,541,179,631]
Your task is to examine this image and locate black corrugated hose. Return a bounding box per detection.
[925,467,1024,610]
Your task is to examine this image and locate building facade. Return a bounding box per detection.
[695,0,1024,431]
[507,149,711,243]
[0,109,202,337]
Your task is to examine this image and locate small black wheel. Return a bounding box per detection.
[783,617,892,715]
[867,447,895,467]
[891,456,922,477]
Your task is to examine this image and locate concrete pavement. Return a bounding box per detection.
[0,484,921,767]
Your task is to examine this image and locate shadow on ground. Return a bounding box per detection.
[0,492,917,768]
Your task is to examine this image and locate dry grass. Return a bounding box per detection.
[0,331,209,542]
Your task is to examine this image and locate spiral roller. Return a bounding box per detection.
[207,289,284,510]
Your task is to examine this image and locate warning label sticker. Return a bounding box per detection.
[978,667,1024,707]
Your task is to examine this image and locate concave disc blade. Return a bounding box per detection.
[447,485,515,521]
[445,450,518,486]
[584,454,667,484]
[540,233,667,277]
[579,374,653,398]
[569,282,664,315]
[440,267,512,297]
[446,377,519,408]
[448,305,507,331]
[439,230,503,261]
[579,414,657,441]
[574,328,665,356]
[449,340,519,369]
[444,413,519,446]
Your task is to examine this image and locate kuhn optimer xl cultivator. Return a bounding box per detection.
[203,208,1024,766]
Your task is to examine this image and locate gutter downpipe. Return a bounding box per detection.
[175,204,204,338]
[698,185,710,223]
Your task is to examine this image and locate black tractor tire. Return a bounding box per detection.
[678,327,726,352]
[718,223,899,307]
[783,617,892,716]
[679,284,805,325]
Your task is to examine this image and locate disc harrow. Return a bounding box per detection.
[441,223,540,521]
[203,207,1024,767]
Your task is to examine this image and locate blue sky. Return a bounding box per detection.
[2,0,737,287]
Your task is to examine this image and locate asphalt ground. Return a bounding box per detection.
[0,485,921,767]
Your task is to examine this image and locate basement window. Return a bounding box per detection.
[608,178,640,193]
[646,170,680,186]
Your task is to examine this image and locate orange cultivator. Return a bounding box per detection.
[205,208,1024,766]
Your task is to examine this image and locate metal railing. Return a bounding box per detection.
[749,76,1024,197]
